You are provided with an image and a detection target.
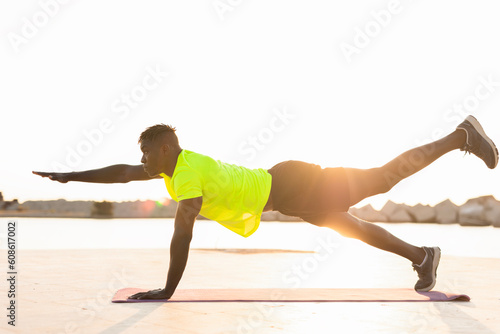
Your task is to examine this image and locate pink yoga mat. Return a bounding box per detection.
[112,288,470,303]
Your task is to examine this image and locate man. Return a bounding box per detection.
[33,115,498,299]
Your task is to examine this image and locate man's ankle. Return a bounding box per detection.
[450,129,467,149]
[414,247,427,266]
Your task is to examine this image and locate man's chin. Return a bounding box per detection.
[147,170,160,177]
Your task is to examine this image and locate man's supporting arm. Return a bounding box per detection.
[129,196,202,300]
[32,164,161,183]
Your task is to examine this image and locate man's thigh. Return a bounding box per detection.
[344,167,389,207]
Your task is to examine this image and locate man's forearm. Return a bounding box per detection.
[69,164,131,183]
[164,232,192,297]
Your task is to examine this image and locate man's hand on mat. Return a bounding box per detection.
[32,171,69,183]
[129,288,171,300]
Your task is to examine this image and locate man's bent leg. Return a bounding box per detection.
[344,130,466,207]
[311,212,425,264]
[309,212,443,291]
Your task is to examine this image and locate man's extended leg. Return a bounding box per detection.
[345,129,466,207]
[345,115,498,207]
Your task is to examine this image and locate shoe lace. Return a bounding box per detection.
[461,143,483,158]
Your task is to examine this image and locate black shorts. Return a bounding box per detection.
[267,160,350,221]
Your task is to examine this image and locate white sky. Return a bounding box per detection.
[1,0,499,209]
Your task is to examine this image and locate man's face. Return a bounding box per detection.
[140,139,163,176]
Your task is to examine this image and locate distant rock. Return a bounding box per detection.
[0,192,20,211]
[349,204,388,222]
[258,211,303,222]
[482,196,500,227]
[380,200,399,217]
[380,200,413,222]
[458,196,498,226]
[389,210,413,223]
[459,204,485,226]
[486,206,500,227]
[407,204,436,223]
[276,212,303,222]
[261,211,279,221]
[434,199,458,224]
[3,199,19,211]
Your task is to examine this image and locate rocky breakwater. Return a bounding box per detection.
[458,196,500,226]
[348,195,500,227]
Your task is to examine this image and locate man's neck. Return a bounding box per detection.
[164,148,182,177]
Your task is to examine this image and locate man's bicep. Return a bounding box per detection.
[177,196,203,219]
[174,197,203,236]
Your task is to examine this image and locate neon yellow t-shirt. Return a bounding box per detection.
[159,150,272,237]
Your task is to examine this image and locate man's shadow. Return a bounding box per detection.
[98,302,163,334]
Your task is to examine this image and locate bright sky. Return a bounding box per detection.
[1,0,499,209]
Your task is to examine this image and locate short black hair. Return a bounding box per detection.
[138,124,179,145]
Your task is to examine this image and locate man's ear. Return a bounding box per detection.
[161,144,171,155]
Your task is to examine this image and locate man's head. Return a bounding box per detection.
[138,124,181,176]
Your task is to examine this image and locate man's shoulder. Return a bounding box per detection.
[180,149,213,163]
[179,150,222,170]
[172,150,214,181]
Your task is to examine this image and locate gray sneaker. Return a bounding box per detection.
[412,246,441,292]
[457,115,498,169]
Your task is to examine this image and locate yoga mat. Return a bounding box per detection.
[112,288,470,303]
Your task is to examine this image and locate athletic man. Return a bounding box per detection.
[33,115,498,299]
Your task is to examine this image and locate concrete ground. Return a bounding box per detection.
[2,246,500,334]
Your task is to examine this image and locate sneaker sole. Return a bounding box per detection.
[416,247,441,292]
[464,115,499,169]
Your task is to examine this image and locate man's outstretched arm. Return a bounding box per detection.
[129,196,202,300]
[32,164,161,183]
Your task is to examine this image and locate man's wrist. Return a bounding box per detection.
[163,287,175,298]
[65,171,75,182]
